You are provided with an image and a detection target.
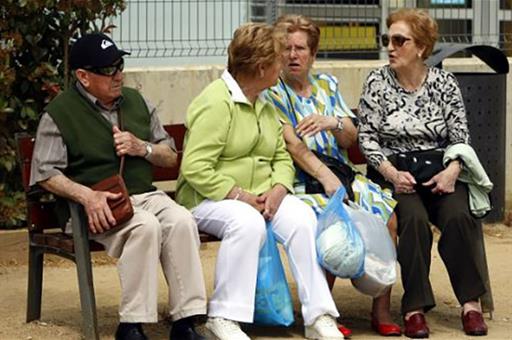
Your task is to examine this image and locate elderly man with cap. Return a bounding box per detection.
[29,33,207,340]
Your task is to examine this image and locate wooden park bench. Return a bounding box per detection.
[15,124,218,340]
[14,122,494,340]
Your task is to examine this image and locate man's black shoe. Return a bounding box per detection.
[170,316,205,340]
[115,323,148,340]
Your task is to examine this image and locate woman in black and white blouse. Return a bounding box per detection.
[358,8,489,339]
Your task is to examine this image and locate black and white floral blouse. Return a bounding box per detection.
[357,65,470,169]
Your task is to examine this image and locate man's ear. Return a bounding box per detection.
[74,69,90,87]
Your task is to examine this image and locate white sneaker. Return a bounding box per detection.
[305,314,344,340]
[205,317,250,340]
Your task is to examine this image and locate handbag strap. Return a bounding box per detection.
[117,109,125,176]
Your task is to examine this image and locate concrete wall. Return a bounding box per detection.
[123,58,512,219]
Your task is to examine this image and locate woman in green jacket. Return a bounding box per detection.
[177,23,344,340]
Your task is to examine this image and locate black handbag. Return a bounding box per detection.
[304,150,356,201]
[394,149,444,185]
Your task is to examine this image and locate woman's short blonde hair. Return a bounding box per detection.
[227,23,285,78]
[274,14,320,55]
[387,8,438,59]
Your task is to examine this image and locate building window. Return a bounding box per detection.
[437,19,472,44]
[285,0,379,4]
[500,21,512,55]
[418,0,471,7]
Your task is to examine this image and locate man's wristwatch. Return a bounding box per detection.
[143,142,153,159]
[334,116,344,132]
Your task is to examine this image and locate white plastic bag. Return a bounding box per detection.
[316,187,365,279]
[345,202,397,297]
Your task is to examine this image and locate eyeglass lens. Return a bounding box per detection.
[381,34,410,48]
[89,58,124,76]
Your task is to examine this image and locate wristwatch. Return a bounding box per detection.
[335,116,344,132]
[143,142,153,159]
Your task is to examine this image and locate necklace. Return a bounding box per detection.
[394,65,428,93]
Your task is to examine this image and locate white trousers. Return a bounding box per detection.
[93,191,207,323]
[193,194,339,326]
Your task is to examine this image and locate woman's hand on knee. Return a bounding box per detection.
[240,192,265,213]
[258,184,288,220]
[392,171,416,194]
[423,167,458,194]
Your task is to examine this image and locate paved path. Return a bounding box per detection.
[0,226,511,339]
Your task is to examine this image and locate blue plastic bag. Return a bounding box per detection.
[316,186,365,279]
[253,222,294,326]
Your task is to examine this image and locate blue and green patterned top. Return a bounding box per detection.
[267,73,355,167]
[266,73,396,222]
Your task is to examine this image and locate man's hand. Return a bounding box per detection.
[40,174,124,234]
[83,189,122,234]
[296,114,337,137]
[113,125,145,157]
[257,184,288,220]
[422,161,460,195]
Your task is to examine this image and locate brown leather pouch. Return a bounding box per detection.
[89,110,134,229]
[91,174,134,226]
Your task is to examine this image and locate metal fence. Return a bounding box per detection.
[110,0,512,60]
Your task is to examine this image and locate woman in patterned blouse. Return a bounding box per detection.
[266,14,401,337]
[358,9,488,338]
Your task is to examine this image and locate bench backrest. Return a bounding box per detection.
[160,123,367,168]
[153,125,186,182]
[15,122,367,231]
[16,133,60,231]
[17,121,366,189]
[16,133,35,193]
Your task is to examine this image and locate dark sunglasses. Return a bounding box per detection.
[381,34,412,48]
[84,58,124,76]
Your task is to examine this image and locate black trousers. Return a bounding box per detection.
[368,169,487,314]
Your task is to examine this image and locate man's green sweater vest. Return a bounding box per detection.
[46,85,156,195]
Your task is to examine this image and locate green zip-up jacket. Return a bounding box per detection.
[444,143,493,218]
[176,71,294,209]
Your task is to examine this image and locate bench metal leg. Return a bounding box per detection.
[70,202,99,340]
[26,245,44,322]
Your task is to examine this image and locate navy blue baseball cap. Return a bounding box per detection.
[70,33,130,70]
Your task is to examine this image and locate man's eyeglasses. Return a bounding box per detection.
[84,59,124,76]
[381,34,411,48]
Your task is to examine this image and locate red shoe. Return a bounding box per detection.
[371,316,402,336]
[338,323,353,338]
[462,311,488,336]
[403,313,429,338]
